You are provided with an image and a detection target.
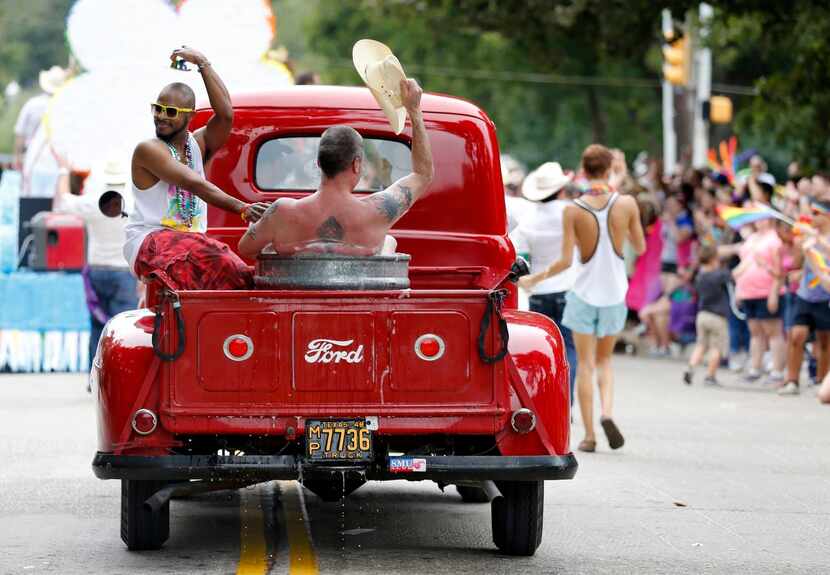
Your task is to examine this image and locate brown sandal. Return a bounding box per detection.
[577,439,596,452]
[601,417,625,450]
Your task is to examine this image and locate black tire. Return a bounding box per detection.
[455,484,491,503]
[121,479,170,551]
[491,480,544,556]
[302,474,366,502]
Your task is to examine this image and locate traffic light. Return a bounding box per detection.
[662,36,690,86]
[709,96,733,124]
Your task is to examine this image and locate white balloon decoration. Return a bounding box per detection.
[67,0,179,72]
[47,0,292,172]
[178,0,275,70]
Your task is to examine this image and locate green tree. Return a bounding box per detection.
[709,2,830,170]
[305,0,684,169]
[0,0,73,89]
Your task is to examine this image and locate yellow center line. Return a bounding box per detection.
[237,485,268,575]
[279,480,320,575]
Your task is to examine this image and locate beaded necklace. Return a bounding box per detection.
[165,133,195,228]
[581,180,613,196]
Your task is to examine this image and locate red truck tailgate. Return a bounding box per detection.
[159,290,503,428]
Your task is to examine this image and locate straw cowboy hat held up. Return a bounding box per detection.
[522,162,573,201]
[353,39,408,134]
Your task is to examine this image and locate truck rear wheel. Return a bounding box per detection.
[491,480,543,556]
[121,479,170,550]
[455,484,491,503]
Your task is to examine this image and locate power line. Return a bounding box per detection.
[327,60,759,95]
[711,83,759,96]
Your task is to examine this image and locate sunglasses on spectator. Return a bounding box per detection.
[151,102,194,119]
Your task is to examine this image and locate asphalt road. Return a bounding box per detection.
[1,355,828,574]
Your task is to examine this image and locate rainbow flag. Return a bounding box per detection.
[717,204,779,229]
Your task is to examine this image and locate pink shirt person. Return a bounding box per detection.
[735,225,782,301]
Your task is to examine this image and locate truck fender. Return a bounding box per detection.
[93,309,174,454]
[496,310,570,456]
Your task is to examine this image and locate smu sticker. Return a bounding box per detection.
[389,457,427,473]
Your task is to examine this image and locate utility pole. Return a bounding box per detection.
[661,9,677,173]
[692,3,713,168]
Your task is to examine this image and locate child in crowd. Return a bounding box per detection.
[684,244,731,385]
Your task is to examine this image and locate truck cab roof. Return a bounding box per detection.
[206,86,491,121]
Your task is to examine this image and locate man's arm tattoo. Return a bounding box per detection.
[262,200,280,218]
[317,216,344,241]
[371,185,415,223]
[398,185,413,209]
[376,194,401,222]
[246,223,257,239]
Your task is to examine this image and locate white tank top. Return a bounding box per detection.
[123,133,207,270]
[571,193,628,307]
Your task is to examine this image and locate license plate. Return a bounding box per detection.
[305,419,372,461]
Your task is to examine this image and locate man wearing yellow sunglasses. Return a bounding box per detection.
[124,46,269,290]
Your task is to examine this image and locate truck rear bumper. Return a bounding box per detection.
[92,452,577,482]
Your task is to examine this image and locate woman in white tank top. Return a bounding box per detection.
[517,145,646,455]
[569,192,629,307]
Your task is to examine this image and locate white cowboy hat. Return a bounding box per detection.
[501,154,526,188]
[521,162,573,201]
[39,66,68,95]
[101,157,128,186]
[353,39,407,134]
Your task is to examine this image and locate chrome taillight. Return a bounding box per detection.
[511,408,536,434]
[223,334,254,362]
[132,409,158,435]
[414,333,445,361]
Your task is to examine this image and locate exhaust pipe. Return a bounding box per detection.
[144,480,255,513]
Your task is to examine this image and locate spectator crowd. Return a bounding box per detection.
[508,148,830,407]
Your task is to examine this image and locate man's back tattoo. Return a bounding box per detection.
[317,216,345,241]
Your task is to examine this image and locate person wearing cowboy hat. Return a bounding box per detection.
[501,153,533,233]
[511,161,580,401]
[13,66,69,170]
[238,41,433,258]
[53,153,138,369]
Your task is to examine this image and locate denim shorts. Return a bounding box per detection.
[791,295,830,331]
[740,297,780,320]
[562,292,627,338]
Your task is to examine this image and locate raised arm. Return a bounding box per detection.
[134,141,266,221]
[50,150,93,217]
[172,47,233,162]
[365,79,433,225]
[625,196,646,255]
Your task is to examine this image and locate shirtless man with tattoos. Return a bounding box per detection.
[237,79,433,258]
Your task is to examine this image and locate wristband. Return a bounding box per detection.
[197,61,211,72]
[240,204,250,222]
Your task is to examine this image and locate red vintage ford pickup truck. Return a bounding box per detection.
[91,86,576,556]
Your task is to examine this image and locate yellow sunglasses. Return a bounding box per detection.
[150,102,194,119]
